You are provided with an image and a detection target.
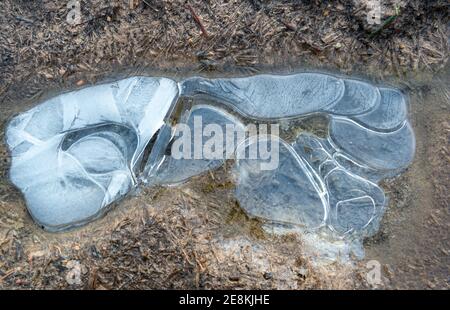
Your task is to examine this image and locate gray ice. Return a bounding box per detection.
[350,88,407,131]
[235,132,388,237]
[144,105,246,185]
[329,117,415,171]
[180,73,345,119]
[234,137,327,229]
[180,74,383,119]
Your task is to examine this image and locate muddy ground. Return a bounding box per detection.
[0,0,448,289]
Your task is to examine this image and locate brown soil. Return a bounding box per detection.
[0,0,448,289]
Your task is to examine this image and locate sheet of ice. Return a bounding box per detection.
[350,88,407,131]
[180,73,345,119]
[329,117,415,171]
[325,169,385,235]
[145,105,246,185]
[294,133,398,183]
[181,74,385,121]
[332,152,389,183]
[323,79,380,115]
[6,77,178,230]
[235,137,327,230]
[291,133,386,236]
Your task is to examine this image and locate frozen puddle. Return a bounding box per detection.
[5,73,415,257]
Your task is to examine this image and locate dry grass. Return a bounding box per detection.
[0,0,448,104]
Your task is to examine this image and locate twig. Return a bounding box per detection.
[280,20,297,32]
[186,4,209,38]
[0,269,15,282]
[142,0,159,12]
[15,16,34,24]
[369,6,401,39]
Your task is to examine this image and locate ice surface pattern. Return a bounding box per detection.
[180,74,382,119]
[143,105,246,185]
[5,73,415,238]
[6,77,179,230]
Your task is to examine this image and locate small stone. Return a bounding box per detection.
[263,272,273,280]
[229,275,240,282]
[75,79,85,87]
